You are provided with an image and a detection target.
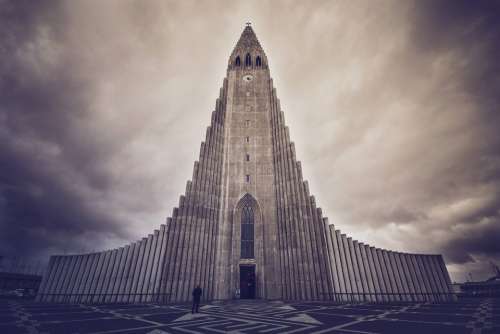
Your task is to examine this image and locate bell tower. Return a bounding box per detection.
[214,24,281,300]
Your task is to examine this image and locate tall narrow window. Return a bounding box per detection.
[246,154,250,161]
[245,120,250,127]
[246,174,250,182]
[241,203,254,259]
[245,53,252,66]
[246,136,250,143]
[235,56,241,66]
[256,56,262,67]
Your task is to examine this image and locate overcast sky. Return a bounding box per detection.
[1,0,499,282]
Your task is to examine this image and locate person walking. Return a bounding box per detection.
[192,285,202,314]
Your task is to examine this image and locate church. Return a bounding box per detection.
[37,25,454,303]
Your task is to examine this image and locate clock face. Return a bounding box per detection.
[243,74,253,82]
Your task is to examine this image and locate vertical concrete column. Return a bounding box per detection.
[102,249,119,302]
[117,245,132,303]
[180,146,204,302]
[276,128,292,301]
[69,254,90,303]
[131,238,147,302]
[196,113,218,300]
[187,148,208,300]
[370,247,387,301]
[394,253,411,301]
[66,255,84,303]
[112,246,128,303]
[60,256,80,302]
[161,217,175,301]
[140,234,155,302]
[290,142,306,300]
[280,129,300,300]
[408,254,425,301]
[145,230,160,302]
[84,252,105,303]
[430,255,447,301]
[294,163,312,300]
[365,245,380,302]
[46,256,64,302]
[271,91,287,300]
[337,231,351,301]
[95,251,112,303]
[170,196,189,302]
[153,225,168,302]
[53,256,70,302]
[427,255,444,301]
[383,250,402,301]
[354,241,369,302]
[207,119,224,301]
[420,255,438,302]
[377,249,394,301]
[413,255,432,301]
[324,222,340,301]
[114,245,131,303]
[75,254,94,303]
[388,251,405,300]
[177,182,195,301]
[342,235,357,301]
[347,237,362,301]
[330,227,345,300]
[311,206,331,299]
[283,127,299,301]
[122,244,138,303]
[295,166,315,300]
[399,253,417,301]
[359,243,375,302]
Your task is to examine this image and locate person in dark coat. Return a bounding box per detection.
[192,285,202,313]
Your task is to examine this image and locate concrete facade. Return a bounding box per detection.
[37,26,454,303]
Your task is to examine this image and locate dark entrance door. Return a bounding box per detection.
[240,265,256,299]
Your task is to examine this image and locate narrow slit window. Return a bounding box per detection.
[246,174,250,182]
[246,136,250,143]
[245,53,252,66]
[245,120,250,127]
[235,56,241,66]
[246,154,250,161]
[256,56,262,67]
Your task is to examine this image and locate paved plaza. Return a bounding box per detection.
[0,298,498,334]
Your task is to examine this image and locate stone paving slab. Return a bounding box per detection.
[0,297,498,333]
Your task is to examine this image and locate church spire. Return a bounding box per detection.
[229,24,268,70]
[234,24,263,51]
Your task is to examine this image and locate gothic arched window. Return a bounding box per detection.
[245,53,252,66]
[235,56,241,66]
[256,56,262,67]
[241,202,254,259]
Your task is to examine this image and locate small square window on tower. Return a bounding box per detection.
[246,174,250,183]
[246,154,250,161]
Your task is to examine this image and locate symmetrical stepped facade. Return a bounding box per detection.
[37,26,454,303]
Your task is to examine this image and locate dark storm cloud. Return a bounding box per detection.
[408,0,500,274]
[0,0,132,260]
